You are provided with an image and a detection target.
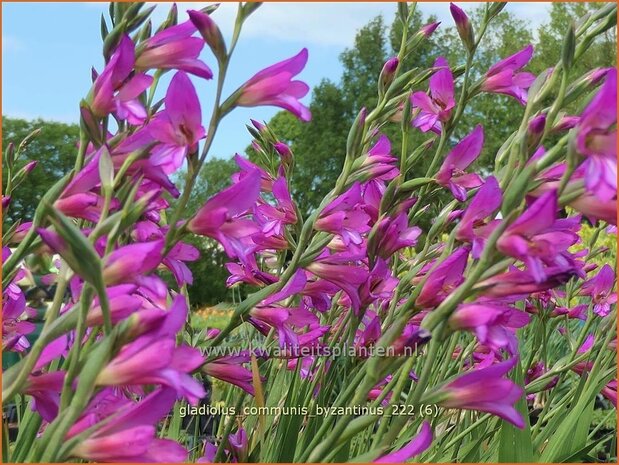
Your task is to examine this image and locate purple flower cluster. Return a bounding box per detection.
[2,3,616,463]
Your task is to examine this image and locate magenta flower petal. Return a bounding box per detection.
[374,421,433,463]
[237,48,311,121]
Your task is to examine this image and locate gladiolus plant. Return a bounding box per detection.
[2,2,617,463]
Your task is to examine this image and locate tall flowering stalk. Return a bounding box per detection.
[2,2,616,464]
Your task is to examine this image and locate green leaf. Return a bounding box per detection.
[498,356,535,462]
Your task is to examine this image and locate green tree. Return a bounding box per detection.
[533,2,616,76]
[247,15,391,214]
[429,6,534,169]
[2,117,79,223]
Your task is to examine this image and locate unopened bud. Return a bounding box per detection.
[552,114,579,132]
[274,142,293,162]
[527,114,546,148]
[189,10,227,63]
[562,23,576,71]
[564,68,611,106]
[5,142,15,169]
[487,3,507,20]
[251,119,266,133]
[379,57,399,96]
[450,3,475,53]
[420,22,440,38]
[346,108,367,159]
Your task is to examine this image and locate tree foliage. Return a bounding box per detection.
[2,117,79,223]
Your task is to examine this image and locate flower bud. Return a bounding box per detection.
[529,67,557,107]
[98,147,114,195]
[487,3,507,20]
[5,142,15,170]
[450,3,475,53]
[251,119,266,133]
[188,10,227,63]
[2,196,11,210]
[562,23,576,71]
[552,115,579,132]
[80,100,104,145]
[419,22,440,38]
[379,57,399,96]
[274,142,293,162]
[401,92,412,131]
[22,160,38,174]
[527,114,546,148]
[564,68,611,106]
[346,107,367,159]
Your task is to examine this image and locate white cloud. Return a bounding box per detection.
[83,2,552,49]
[151,2,551,48]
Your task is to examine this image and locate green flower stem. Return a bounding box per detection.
[370,356,417,448]
[58,286,95,411]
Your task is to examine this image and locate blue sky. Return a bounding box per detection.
[2,2,550,159]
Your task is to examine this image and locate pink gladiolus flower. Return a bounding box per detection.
[356,135,399,182]
[456,175,502,258]
[306,256,369,313]
[24,371,65,422]
[575,68,617,201]
[449,302,530,353]
[412,57,455,133]
[315,182,371,246]
[497,191,580,282]
[274,141,293,162]
[236,48,311,121]
[188,169,262,258]
[570,191,616,225]
[135,18,212,79]
[148,71,206,174]
[203,355,257,396]
[416,247,469,308]
[481,44,535,105]
[369,212,421,260]
[91,35,153,124]
[84,285,143,326]
[374,421,433,463]
[437,357,525,428]
[249,270,324,348]
[254,177,297,237]
[601,380,617,407]
[69,388,188,462]
[358,259,399,308]
[103,239,164,285]
[95,295,205,405]
[476,266,577,299]
[435,125,484,200]
[229,428,249,462]
[525,362,558,399]
[163,240,200,286]
[579,264,617,317]
[2,274,35,352]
